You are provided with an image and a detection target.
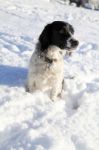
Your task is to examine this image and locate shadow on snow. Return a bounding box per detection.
[0,65,27,87]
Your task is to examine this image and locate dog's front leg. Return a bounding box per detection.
[50,81,62,101]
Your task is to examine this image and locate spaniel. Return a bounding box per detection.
[26,21,79,101]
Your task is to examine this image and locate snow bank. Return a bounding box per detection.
[0,0,99,150]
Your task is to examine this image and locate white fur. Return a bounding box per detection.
[26,45,66,101]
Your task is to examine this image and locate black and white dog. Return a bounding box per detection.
[69,0,87,7]
[26,21,79,101]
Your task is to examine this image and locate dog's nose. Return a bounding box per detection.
[72,40,79,47]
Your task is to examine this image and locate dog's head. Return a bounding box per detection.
[39,21,79,52]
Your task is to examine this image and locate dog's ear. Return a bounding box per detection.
[39,24,52,51]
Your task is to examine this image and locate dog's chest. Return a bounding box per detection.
[30,52,64,76]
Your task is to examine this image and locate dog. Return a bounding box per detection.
[69,0,86,7]
[26,21,79,101]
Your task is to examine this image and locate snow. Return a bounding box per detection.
[0,0,99,150]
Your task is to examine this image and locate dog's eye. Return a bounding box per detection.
[59,29,65,34]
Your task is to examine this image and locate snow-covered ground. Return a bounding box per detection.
[0,0,99,150]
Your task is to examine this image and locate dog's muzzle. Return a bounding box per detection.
[66,37,79,50]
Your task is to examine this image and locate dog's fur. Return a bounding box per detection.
[26,21,79,101]
[70,0,82,7]
[69,0,87,7]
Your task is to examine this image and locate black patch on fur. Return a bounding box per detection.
[39,21,78,52]
[45,57,53,64]
[69,0,82,7]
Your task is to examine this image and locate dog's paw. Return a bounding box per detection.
[50,95,58,102]
[51,94,62,102]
